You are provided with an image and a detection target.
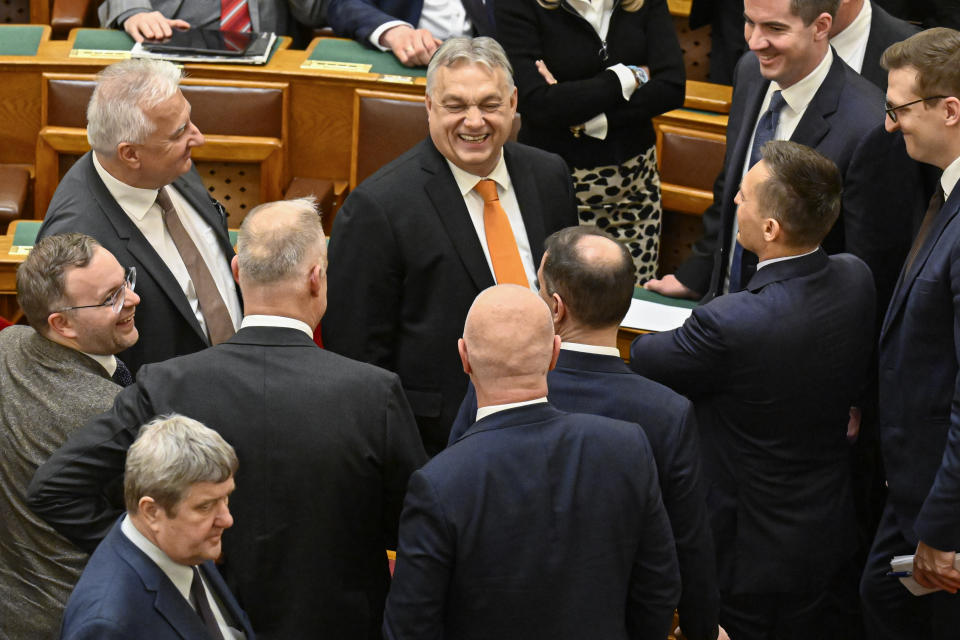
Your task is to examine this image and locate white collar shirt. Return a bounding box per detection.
[370,0,473,50]
[240,314,313,338]
[830,0,872,75]
[475,397,549,422]
[560,341,621,358]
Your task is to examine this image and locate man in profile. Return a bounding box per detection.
[30,199,427,639]
[60,414,254,639]
[449,227,719,640]
[385,285,680,639]
[0,233,138,639]
[632,141,875,639]
[323,36,577,455]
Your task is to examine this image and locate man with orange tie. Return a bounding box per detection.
[98,0,329,43]
[323,36,578,455]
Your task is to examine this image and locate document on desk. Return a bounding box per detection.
[621,297,694,332]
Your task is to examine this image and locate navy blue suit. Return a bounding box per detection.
[860,2,920,91]
[60,519,255,640]
[449,348,719,640]
[675,50,921,321]
[860,180,960,638]
[385,403,680,640]
[326,0,494,47]
[632,250,875,634]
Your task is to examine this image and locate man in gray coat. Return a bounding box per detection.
[0,233,139,639]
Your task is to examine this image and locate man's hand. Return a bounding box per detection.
[847,406,862,442]
[123,11,190,43]
[913,541,960,593]
[380,25,442,67]
[644,274,700,300]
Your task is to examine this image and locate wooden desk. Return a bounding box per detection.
[0,222,28,322]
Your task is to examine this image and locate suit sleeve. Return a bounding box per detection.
[326,0,401,44]
[629,302,729,396]
[27,380,156,553]
[98,0,153,28]
[496,0,684,129]
[914,241,960,552]
[626,430,681,640]
[383,470,453,640]
[322,187,403,370]
[382,374,429,549]
[662,403,720,640]
[62,619,129,640]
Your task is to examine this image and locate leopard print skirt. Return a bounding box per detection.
[571,145,661,284]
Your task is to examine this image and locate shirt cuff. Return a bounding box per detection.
[609,63,638,101]
[583,113,608,140]
[370,20,413,51]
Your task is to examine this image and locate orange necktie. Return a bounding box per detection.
[474,179,528,287]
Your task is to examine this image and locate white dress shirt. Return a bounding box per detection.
[82,352,118,376]
[120,516,244,639]
[941,154,960,199]
[447,151,538,290]
[756,246,819,271]
[240,314,313,337]
[371,0,474,50]
[476,397,549,422]
[830,0,872,75]
[726,49,834,292]
[92,153,243,337]
[560,341,621,357]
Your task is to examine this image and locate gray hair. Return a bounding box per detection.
[17,233,101,333]
[124,414,238,515]
[426,36,515,96]
[87,59,183,155]
[237,197,325,284]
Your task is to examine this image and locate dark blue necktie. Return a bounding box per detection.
[111,357,133,387]
[730,90,787,293]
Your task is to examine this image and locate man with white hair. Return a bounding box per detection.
[38,58,242,377]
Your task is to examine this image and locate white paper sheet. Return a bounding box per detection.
[621,298,693,333]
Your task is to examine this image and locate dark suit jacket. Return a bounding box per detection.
[861,2,920,91]
[878,183,960,552]
[327,0,494,46]
[384,403,681,640]
[675,51,922,319]
[29,326,427,639]
[60,519,255,640]
[322,138,577,455]
[449,348,718,640]
[632,250,876,595]
[38,152,239,376]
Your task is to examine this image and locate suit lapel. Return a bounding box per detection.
[505,143,549,265]
[83,155,208,343]
[174,169,235,260]
[421,141,498,292]
[790,50,844,148]
[881,190,960,341]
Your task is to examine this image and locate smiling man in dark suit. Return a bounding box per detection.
[859,28,960,639]
[38,58,242,378]
[632,141,876,639]
[323,36,578,455]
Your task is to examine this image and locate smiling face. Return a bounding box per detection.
[57,246,140,354]
[151,476,235,566]
[132,89,204,188]
[885,66,946,166]
[425,61,517,177]
[743,0,831,89]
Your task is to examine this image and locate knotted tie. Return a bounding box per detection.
[219,0,251,32]
[111,357,133,387]
[730,90,788,293]
[190,567,225,640]
[474,179,528,287]
[156,187,235,345]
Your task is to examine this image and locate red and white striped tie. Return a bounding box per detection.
[220,0,252,32]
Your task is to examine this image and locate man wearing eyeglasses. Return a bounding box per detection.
[860,28,960,640]
[38,58,242,378]
[0,233,139,639]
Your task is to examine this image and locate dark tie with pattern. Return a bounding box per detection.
[111,357,133,387]
[730,90,787,293]
[903,186,945,278]
[190,566,225,640]
[156,187,236,345]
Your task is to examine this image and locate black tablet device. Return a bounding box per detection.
[142,28,265,57]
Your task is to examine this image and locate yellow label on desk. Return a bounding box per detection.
[378,74,415,84]
[9,245,31,256]
[301,60,372,73]
[70,49,133,59]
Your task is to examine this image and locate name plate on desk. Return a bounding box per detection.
[301,59,372,72]
[302,38,426,81]
[70,29,135,59]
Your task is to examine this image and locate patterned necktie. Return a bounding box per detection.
[111,357,133,387]
[156,187,236,346]
[730,90,788,293]
[220,0,251,32]
[474,179,528,287]
[190,567,225,640]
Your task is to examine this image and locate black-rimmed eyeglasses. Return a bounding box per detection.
[55,267,136,315]
[885,96,948,123]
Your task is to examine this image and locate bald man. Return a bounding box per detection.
[384,285,680,640]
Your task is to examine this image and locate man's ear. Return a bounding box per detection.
[116,142,142,170]
[309,263,324,296]
[230,255,240,284]
[551,293,567,326]
[762,217,781,243]
[138,496,163,531]
[458,338,472,375]
[548,334,561,371]
[943,96,960,127]
[812,11,833,41]
[47,312,77,340]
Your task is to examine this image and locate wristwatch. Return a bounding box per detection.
[627,65,649,87]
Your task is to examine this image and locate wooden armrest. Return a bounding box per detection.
[284,177,348,234]
[0,166,30,232]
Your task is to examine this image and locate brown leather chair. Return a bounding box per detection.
[657,122,726,216]
[35,73,289,227]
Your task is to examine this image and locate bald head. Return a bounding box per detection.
[461,285,556,387]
